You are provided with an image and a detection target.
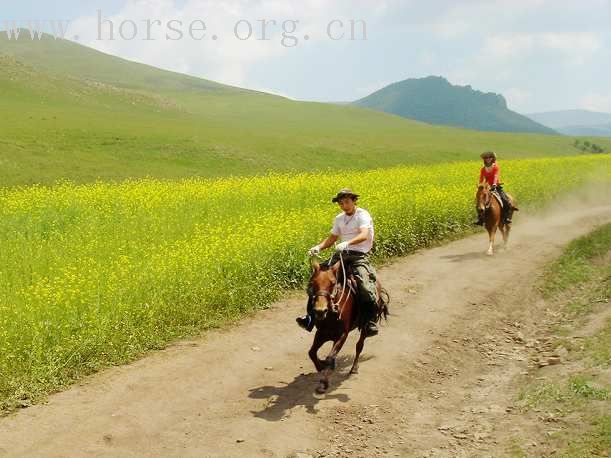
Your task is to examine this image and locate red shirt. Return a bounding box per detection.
[479,163,500,186]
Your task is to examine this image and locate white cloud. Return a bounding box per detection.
[580,93,611,112]
[540,32,602,65]
[482,32,601,62]
[418,49,437,67]
[446,30,605,96]
[541,32,601,54]
[62,0,611,111]
[69,0,381,88]
[504,87,532,111]
[69,1,282,87]
[484,35,535,58]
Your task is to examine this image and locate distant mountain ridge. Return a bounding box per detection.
[354,76,557,135]
[526,109,611,137]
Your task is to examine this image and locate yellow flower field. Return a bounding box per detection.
[0,155,609,411]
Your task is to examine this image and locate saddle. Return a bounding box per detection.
[491,190,504,208]
[337,267,358,297]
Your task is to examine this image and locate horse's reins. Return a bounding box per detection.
[479,186,492,213]
[311,250,349,313]
[484,190,491,211]
[331,250,348,309]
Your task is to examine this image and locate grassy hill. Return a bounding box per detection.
[1,33,606,188]
[354,76,557,135]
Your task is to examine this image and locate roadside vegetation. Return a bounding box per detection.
[515,223,610,457]
[0,155,608,413]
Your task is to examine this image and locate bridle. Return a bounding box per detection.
[478,185,492,212]
[310,251,349,312]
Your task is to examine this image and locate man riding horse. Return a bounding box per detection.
[475,151,514,226]
[296,188,380,337]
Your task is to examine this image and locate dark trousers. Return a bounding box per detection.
[495,186,513,220]
[496,186,510,207]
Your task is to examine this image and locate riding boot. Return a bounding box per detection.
[365,318,379,337]
[353,262,380,337]
[296,296,316,332]
[474,212,485,226]
[362,299,379,337]
[504,206,513,224]
[497,187,512,224]
[296,314,315,332]
[502,198,513,224]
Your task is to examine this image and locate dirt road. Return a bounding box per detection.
[1,196,609,457]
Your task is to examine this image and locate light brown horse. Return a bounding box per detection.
[307,257,389,394]
[475,182,517,255]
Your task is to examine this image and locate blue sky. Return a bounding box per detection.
[2,0,610,113]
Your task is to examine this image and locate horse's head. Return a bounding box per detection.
[476,181,491,213]
[308,260,340,322]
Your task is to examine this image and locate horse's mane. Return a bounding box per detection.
[315,261,340,273]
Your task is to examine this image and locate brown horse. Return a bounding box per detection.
[307,256,389,394]
[475,182,517,255]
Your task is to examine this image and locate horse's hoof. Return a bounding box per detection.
[486,250,493,256]
[349,368,359,375]
[315,381,328,394]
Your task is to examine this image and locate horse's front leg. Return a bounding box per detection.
[308,330,326,373]
[487,225,498,256]
[502,224,510,250]
[317,331,349,394]
[326,330,350,366]
[349,328,367,375]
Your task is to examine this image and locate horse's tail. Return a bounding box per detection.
[376,288,390,322]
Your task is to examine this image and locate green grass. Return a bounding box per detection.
[516,223,611,455]
[1,33,610,419]
[519,380,576,409]
[518,377,608,414]
[505,438,527,458]
[561,415,611,458]
[553,319,611,368]
[568,376,609,401]
[0,156,606,414]
[582,319,611,368]
[543,223,611,300]
[2,34,611,188]
[546,224,611,371]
